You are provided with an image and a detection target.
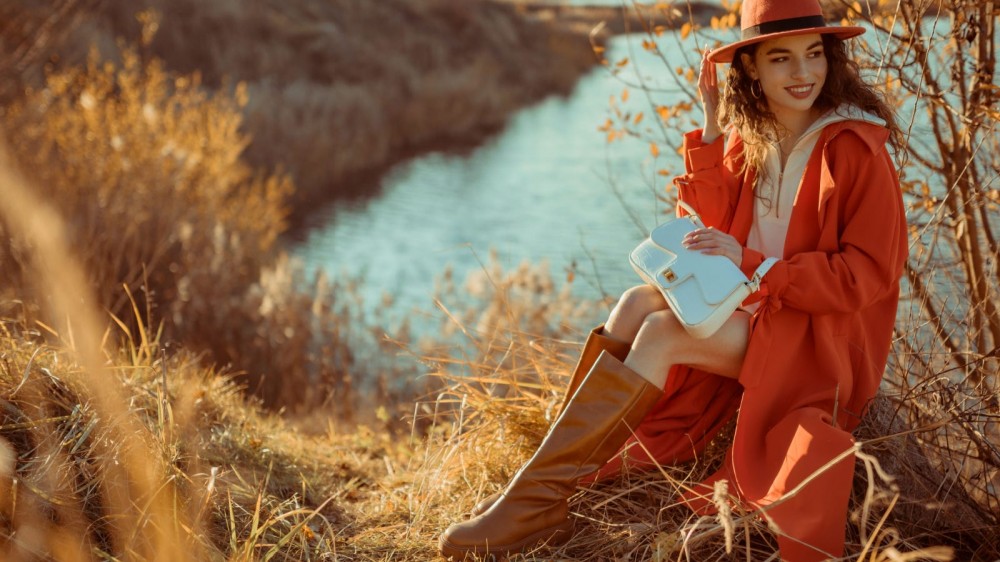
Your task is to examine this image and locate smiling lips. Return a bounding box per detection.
[785,84,815,99]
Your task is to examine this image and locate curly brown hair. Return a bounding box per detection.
[716,35,902,188]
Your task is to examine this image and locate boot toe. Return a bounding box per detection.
[438,514,574,560]
[438,519,477,557]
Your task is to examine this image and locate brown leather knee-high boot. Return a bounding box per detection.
[438,351,662,560]
[469,325,631,516]
[549,325,633,418]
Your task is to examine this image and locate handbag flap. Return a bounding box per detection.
[645,218,750,305]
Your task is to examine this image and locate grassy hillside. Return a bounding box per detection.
[0,146,993,558]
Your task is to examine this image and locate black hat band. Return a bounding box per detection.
[741,15,828,40]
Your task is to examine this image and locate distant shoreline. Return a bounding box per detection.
[489,0,939,37]
[493,1,726,37]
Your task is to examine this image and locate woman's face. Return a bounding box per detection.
[741,33,828,121]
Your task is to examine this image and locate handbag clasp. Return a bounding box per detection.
[662,269,677,283]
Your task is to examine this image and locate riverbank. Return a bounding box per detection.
[30,0,605,229]
[494,1,725,35]
[6,0,731,231]
[1,0,625,413]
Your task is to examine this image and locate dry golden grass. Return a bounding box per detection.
[1,304,988,560]
[0,306,396,560]
[0,154,993,558]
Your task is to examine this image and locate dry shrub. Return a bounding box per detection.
[0,40,287,310]
[431,252,607,344]
[853,307,1000,561]
[852,394,996,560]
[0,41,415,415]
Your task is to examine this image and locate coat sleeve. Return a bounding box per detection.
[673,129,744,230]
[759,132,907,314]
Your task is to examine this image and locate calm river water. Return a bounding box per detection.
[294,33,701,325]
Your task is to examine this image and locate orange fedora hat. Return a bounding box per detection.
[708,0,865,63]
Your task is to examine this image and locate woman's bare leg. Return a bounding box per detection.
[624,309,751,388]
[603,285,750,388]
[604,285,670,343]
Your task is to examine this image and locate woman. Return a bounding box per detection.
[439,0,907,560]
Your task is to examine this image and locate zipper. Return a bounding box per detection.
[776,168,784,218]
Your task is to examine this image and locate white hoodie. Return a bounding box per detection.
[746,104,886,259]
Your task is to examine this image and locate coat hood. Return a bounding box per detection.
[800,104,886,147]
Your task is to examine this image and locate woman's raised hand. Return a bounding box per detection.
[698,50,722,144]
[683,227,743,268]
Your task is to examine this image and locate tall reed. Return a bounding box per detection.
[0,143,197,560]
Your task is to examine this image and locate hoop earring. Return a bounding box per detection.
[750,79,763,100]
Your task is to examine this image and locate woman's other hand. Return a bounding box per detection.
[698,50,722,144]
[683,227,743,267]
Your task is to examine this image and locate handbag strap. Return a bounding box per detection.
[748,257,780,293]
[677,200,699,218]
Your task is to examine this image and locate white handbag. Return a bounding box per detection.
[629,202,778,339]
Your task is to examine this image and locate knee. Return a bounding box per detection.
[639,309,683,337]
[606,286,669,342]
[613,285,667,319]
[634,310,687,353]
[623,310,691,369]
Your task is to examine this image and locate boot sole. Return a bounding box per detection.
[438,518,575,561]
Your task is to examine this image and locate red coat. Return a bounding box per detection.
[589,121,907,561]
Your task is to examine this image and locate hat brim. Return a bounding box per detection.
[708,26,866,63]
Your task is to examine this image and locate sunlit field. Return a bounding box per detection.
[0,0,997,560]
